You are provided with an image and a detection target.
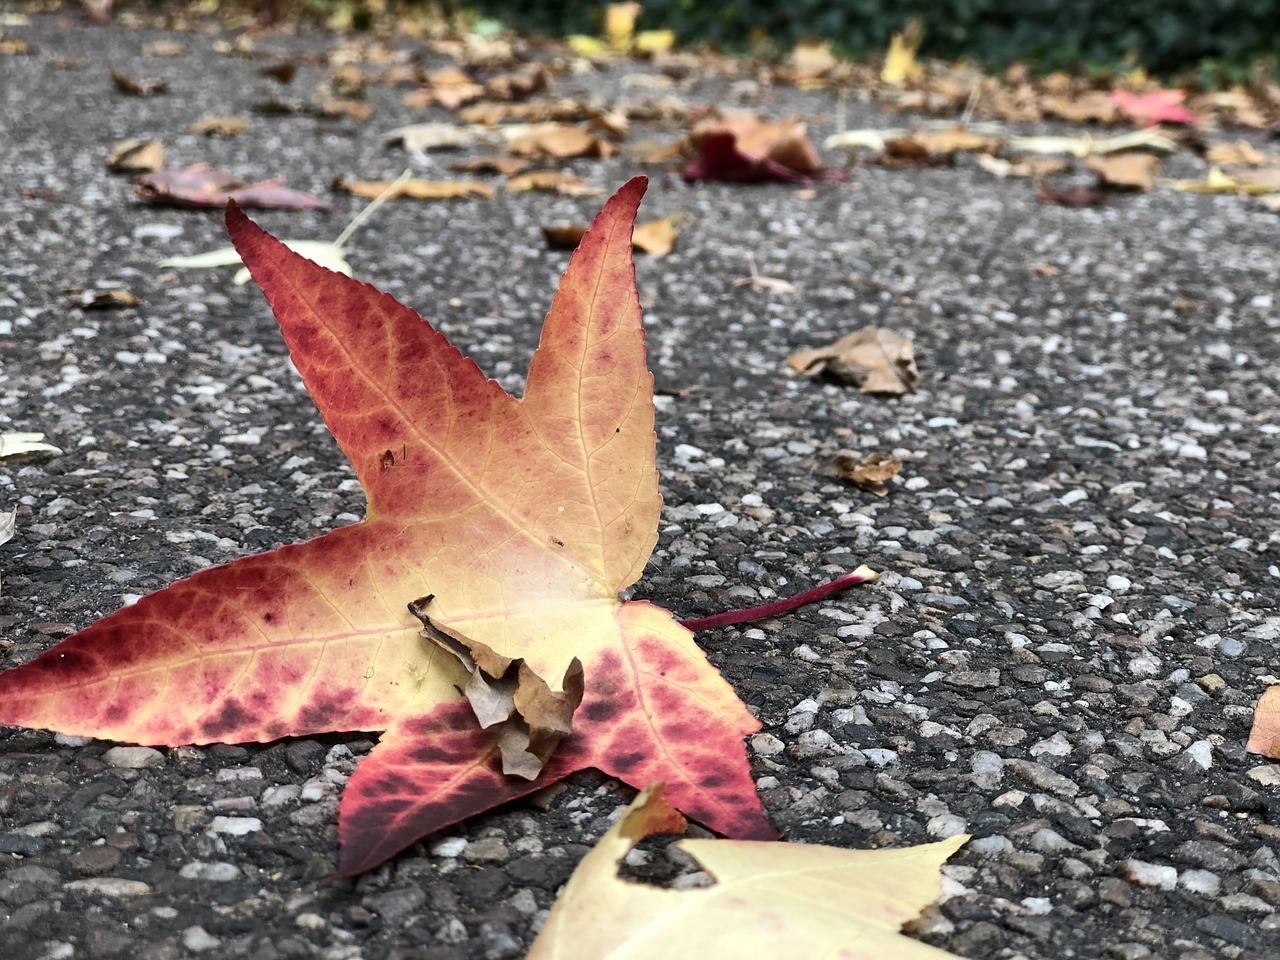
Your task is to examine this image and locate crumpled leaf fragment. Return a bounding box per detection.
[135,164,328,210]
[507,124,615,160]
[187,115,250,137]
[507,171,605,196]
[541,217,679,256]
[832,452,902,496]
[975,154,1067,179]
[1006,129,1178,157]
[789,327,919,394]
[410,597,585,779]
[528,782,969,960]
[1165,166,1280,195]
[384,122,476,154]
[1039,179,1107,207]
[106,137,164,172]
[110,68,166,96]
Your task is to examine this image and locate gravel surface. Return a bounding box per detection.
[3,9,1280,960]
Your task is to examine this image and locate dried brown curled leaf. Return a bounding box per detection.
[410,598,584,779]
[106,137,164,173]
[110,68,167,96]
[832,453,902,496]
[187,116,250,138]
[1086,153,1160,191]
[789,327,919,394]
[334,177,493,201]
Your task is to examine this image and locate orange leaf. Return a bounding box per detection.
[1248,686,1280,758]
[0,178,773,876]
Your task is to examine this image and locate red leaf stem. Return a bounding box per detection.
[678,565,878,632]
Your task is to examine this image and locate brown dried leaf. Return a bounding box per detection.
[975,154,1067,179]
[508,124,615,160]
[506,171,604,196]
[1043,90,1117,125]
[687,112,825,180]
[631,217,680,256]
[134,164,328,210]
[832,453,902,496]
[109,68,167,96]
[142,41,186,57]
[78,289,141,310]
[317,99,371,122]
[385,122,474,153]
[452,155,530,176]
[257,61,297,84]
[334,177,494,201]
[789,327,919,394]
[541,225,588,251]
[187,115,250,138]
[1086,153,1160,191]
[1204,140,1269,166]
[106,137,164,173]
[411,601,585,779]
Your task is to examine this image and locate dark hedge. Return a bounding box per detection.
[451,0,1280,75]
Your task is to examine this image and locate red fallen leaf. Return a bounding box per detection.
[0,177,778,877]
[683,114,841,184]
[1109,89,1198,127]
[134,164,328,210]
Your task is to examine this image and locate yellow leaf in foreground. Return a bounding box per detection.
[530,784,968,960]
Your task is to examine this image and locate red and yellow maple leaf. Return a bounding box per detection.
[0,177,775,875]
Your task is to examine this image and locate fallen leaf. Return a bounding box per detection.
[409,65,484,110]
[483,64,549,102]
[789,327,919,394]
[881,19,924,86]
[634,29,675,55]
[1110,88,1198,126]
[105,137,164,173]
[541,225,589,250]
[824,128,909,152]
[0,433,62,458]
[684,113,832,183]
[0,178,781,877]
[975,154,1067,179]
[109,68,167,96]
[1038,179,1108,207]
[732,253,795,293]
[160,171,411,285]
[77,289,141,309]
[832,452,902,496]
[0,33,29,55]
[541,217,677,255]
[508,124,615,160]
[187,115,250,137]
[452,156,530,176]
[1007,129,1178,157]
[1086,153,1160,191]
[316,99,371,122]
[631,217,679,256]
[1042,90,1117,125]
[1204,140,1269,166]
[1165,166,1280,195]
[507,171,605,196]
[1248,687,1280,758]
[335,177,494,201]
[134,165,329,210]
[258,61,297,84]
[605,1,642,52]
[528,783,969,960]
[385,122,475,154]
[136,38,181,55]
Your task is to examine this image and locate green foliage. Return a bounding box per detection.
[450,0,1280,75]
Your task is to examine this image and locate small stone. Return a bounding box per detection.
[1105,575,1132,593]
[102,746,165,769]
[1180,740,1214,770]
[970,751,1004,790]
[364,886,427,927]
[1248,766,1280,787]
[750,733,786,756]
[1029,828,1078,854]
[1194,914,1263,948]
[178,861,241,881]
[172,806,208,833]
[63,878,152,897]
[207,816,262,836]
[463,837,509,862]
[181,926,221,953]
[430,837,468,858]
[295,913,328,930]
[68,845,123,876]
[1119,858,1178,890]
[927,814,967,838]
[1004,759,1080,797]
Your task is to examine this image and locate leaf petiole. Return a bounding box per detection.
[678,564,878,631]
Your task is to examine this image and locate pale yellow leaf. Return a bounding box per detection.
[529,783,968,960]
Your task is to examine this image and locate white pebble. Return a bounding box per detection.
[1106,575,1132,593]
[207,816,262,836]
[430,837,468,858]
[1120,859,1178,890]
[182,926,221,953]
[103,746,165,769]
